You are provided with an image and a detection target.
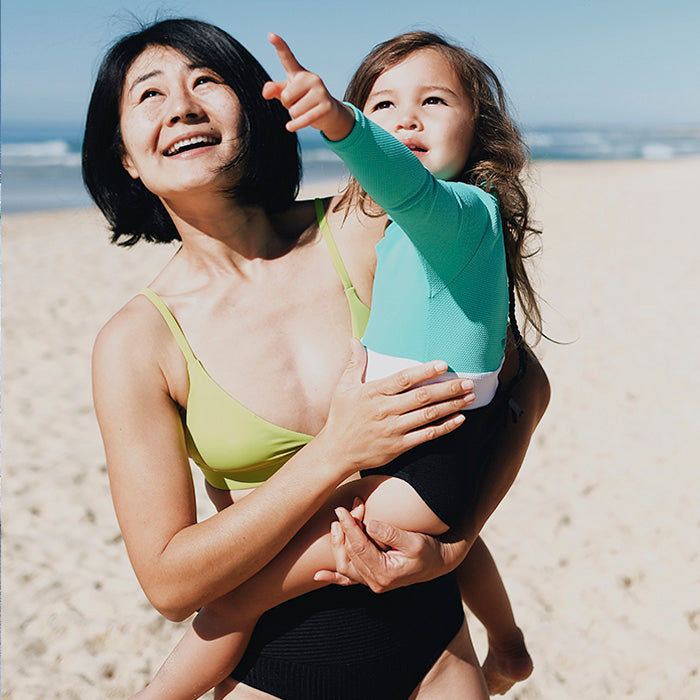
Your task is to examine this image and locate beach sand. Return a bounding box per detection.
[2,160,699,698]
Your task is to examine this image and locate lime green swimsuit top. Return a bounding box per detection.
[141,200,370,490]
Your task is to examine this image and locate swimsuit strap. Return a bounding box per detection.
[140,287,198,365]
[314,198,371,340]
[315,198,354,291]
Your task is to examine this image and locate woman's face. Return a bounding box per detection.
[119,45,243,199]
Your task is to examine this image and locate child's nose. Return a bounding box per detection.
[396,109,421,131]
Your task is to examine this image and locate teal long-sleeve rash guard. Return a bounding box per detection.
[324,104,508,378]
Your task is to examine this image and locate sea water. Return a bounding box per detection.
[2,123,700,214]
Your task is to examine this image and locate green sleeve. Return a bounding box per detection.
[323,103,499,279]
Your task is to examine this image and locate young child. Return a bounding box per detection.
[132,31,539,699]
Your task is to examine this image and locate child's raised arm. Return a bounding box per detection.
[262,33,354,142]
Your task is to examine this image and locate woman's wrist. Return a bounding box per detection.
[310,424,357,483]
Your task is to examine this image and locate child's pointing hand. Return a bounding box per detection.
[262,33,355,141]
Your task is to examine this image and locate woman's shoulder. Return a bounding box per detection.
[93,293,169,374]
[91,290,190,412]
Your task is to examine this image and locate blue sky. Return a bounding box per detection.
[2,0,699,129]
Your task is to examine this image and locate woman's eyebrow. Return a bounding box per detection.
[128,69,162,95]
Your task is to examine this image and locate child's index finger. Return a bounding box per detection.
[268,33,305,77]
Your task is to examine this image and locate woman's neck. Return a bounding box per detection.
[161,191,296,271]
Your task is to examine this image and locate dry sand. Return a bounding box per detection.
[2,161,699,698]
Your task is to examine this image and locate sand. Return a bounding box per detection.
[2,161,699,699]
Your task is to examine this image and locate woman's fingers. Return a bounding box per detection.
[399,393,473,432]
[349,497,365,521]
[331,508,393,592]
[381,386,472,453]
[314,499,367,585]
[314,570,355,585]
[375,360,450,394]
[369,360,474,401]
[384,377,475,418]
[337,515,448,593]
[313,519,358,585]
[268,33,305,78]
[400,413,466,451]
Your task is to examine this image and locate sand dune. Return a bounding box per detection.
[2,161,699,698]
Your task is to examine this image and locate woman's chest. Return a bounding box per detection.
[175,248,354,435]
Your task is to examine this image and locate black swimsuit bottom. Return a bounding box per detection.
[232,574,464,700]
[362,389,506,528]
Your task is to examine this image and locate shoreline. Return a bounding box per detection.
[3,157,699,698]
[4,155,700,219]
[0,177,347,220]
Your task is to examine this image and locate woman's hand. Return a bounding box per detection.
[314,341,551,591]
[316,339,474,482]
[262,33,355,141]
[314,502,469,592]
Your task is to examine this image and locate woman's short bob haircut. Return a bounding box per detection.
[82,18,300,246]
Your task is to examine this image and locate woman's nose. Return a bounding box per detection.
[167,90,204,125]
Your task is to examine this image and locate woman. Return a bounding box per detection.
[85,19,549,699]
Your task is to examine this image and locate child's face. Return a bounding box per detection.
[363,49,474,180]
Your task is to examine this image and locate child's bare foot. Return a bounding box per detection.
[481,628,533,695]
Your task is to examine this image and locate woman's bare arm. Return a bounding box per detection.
[94,306,474,621]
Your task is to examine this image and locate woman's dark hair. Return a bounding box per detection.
[82,18,300,246]
[336,31,543,343]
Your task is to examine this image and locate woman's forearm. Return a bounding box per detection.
[150,435,350,620]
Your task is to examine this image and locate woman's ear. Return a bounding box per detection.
[121,151,139,180]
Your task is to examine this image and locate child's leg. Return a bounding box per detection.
[409,621,488,700]
[455,536,533,695]
[132,474,448,700]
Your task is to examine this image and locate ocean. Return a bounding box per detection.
[2,122,700,214]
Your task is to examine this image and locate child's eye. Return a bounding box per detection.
[371,100,394,111]
[424,96,447,105]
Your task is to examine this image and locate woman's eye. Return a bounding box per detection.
[194,75,215,87]
[424,96,446,105]
[139,89,161,102]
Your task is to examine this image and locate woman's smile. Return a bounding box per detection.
[162,132,222,157]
